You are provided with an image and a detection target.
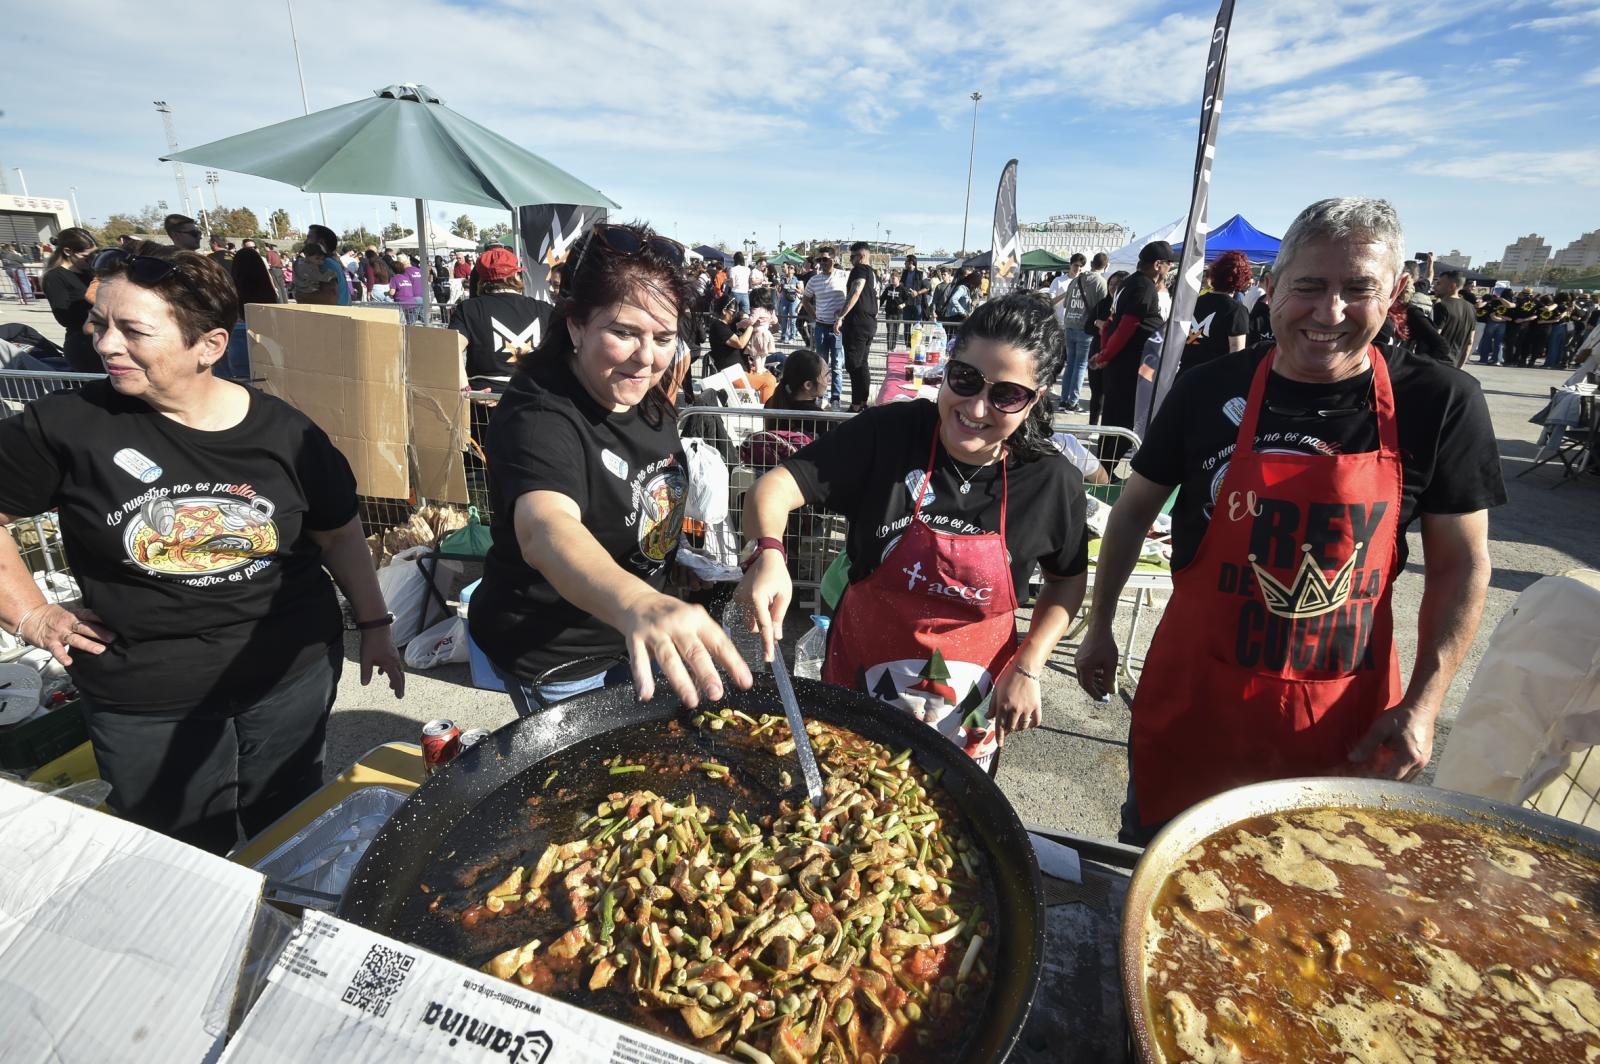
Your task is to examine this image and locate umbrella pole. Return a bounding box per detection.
[415,198,431,326]
[510,207,522,281]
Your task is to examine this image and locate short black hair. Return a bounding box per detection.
[1069,253,1087,267]
[850,241,869,255]
[1438,269,1462,282]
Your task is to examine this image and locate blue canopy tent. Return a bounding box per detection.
[1172,214,1280,263]
[693,244,728,263]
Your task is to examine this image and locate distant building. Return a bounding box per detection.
[1018,214,1132,259]
[1552,230,1600,272]
[0,193,73,247]
[1500,234,1551,275]
[1436,249,1472,269]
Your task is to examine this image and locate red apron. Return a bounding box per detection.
[1130,346,1404,825]
[824,431,1018,761]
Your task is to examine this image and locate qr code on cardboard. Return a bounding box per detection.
[341,943,415,1018]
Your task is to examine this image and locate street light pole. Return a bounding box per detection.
[960,91,982,255]
[12,168,27,196]
[285,0,329,226]
[69,186,81,224]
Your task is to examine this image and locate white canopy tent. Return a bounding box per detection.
[1105,216,1187,274]
[382,228,478,252]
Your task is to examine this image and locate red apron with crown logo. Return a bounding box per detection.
[1130,346,1404,825]
[824,431,1017,761]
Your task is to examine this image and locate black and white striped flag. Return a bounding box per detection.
[1136,0,1236,437]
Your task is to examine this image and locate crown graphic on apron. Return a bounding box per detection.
[1248,541,1364,620]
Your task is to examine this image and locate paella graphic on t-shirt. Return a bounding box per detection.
[106,482,281,584]
[628,457,686,564]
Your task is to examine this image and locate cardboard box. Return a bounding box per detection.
[247,304,412,500]
[406,325,470,505]
[219,910,718,1064]
[0,777,265,1063]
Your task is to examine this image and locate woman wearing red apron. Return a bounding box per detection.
[733,295,1092,762]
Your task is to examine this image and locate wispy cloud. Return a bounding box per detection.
[1317,144,1416,160]
[1418,147,1600,185]
[1230,72,1440,139]
[1514,0,1600,30]
[1583,64,1600,84]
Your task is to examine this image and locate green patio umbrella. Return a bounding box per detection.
[163,83,618,323]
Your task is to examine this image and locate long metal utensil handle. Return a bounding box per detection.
[769,645,824,807]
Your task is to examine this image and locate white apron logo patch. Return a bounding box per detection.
[601,449,629,480]
[113,447,164,484]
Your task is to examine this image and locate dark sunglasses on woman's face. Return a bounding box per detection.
[92,247,199,294]
[943,358,1038,414]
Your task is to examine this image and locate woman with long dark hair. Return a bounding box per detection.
[221,246,279,380]
[763,347,829,437]
[734,293,1090,763]
[469,223,752,714]
[41,227,100,372]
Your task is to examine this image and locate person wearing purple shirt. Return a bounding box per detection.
[390,254,424,324]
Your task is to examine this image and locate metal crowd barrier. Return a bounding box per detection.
[0,369,103,604]
[0,368,106,419]
[677,404,854,611]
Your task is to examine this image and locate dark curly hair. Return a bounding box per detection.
[517,221,692,427]
[947,292,1066,463]
[1207,250,1253,294]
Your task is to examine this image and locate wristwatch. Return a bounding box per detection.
[353,612,396,631]
[739,537,787,572]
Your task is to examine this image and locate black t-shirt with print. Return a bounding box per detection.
[1181,291,1250,376]
[1133,341,1505,571]
[843,263,878,333]
[450,292,552,379]
[469,354,687,680]
[0,382,357,716]
[782,400,1089,601]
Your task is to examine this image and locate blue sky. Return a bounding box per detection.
[6,0,1596,265]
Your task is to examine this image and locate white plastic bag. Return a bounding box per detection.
[1433,571,1600,808]
[403,614,469,669]
[377,545,434,646]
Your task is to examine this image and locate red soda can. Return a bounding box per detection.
[421,719,462,775]
[459,728,490,751]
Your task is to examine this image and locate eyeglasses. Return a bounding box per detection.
[942,358,1039,414]
[92,247,200,295]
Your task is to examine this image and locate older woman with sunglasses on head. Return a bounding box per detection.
[0,246,403,854]
[468,223,753,715]
[734,294,1090,763]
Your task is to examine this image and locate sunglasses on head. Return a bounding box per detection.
[585,223,687,267]
[943,359,1039,414]
[93,247,200,294]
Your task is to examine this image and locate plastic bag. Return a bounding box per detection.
[377,545,434,645]
[439,506,492,558]
[404,613,469,669]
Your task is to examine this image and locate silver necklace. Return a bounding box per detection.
[949,452,998,494]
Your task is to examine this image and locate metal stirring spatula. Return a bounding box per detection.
[767,640,825,808]
[722,601,824,808]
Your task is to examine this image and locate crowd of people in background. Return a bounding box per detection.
[6,218,1599,472]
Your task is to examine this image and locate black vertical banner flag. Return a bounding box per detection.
[988,160,1020,299]
[518,203,606,306]
[1136,0,1235,438]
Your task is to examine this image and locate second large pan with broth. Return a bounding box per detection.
[339,676,1045,1063]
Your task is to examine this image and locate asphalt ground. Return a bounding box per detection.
[5,299,1597,841]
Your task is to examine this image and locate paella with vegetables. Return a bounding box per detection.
[459,708,997,1063]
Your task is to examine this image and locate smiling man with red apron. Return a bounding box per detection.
[823,434,1014,765]
[1130,346,1403,825]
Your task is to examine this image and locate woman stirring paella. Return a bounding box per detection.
[734,294,1090,763]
